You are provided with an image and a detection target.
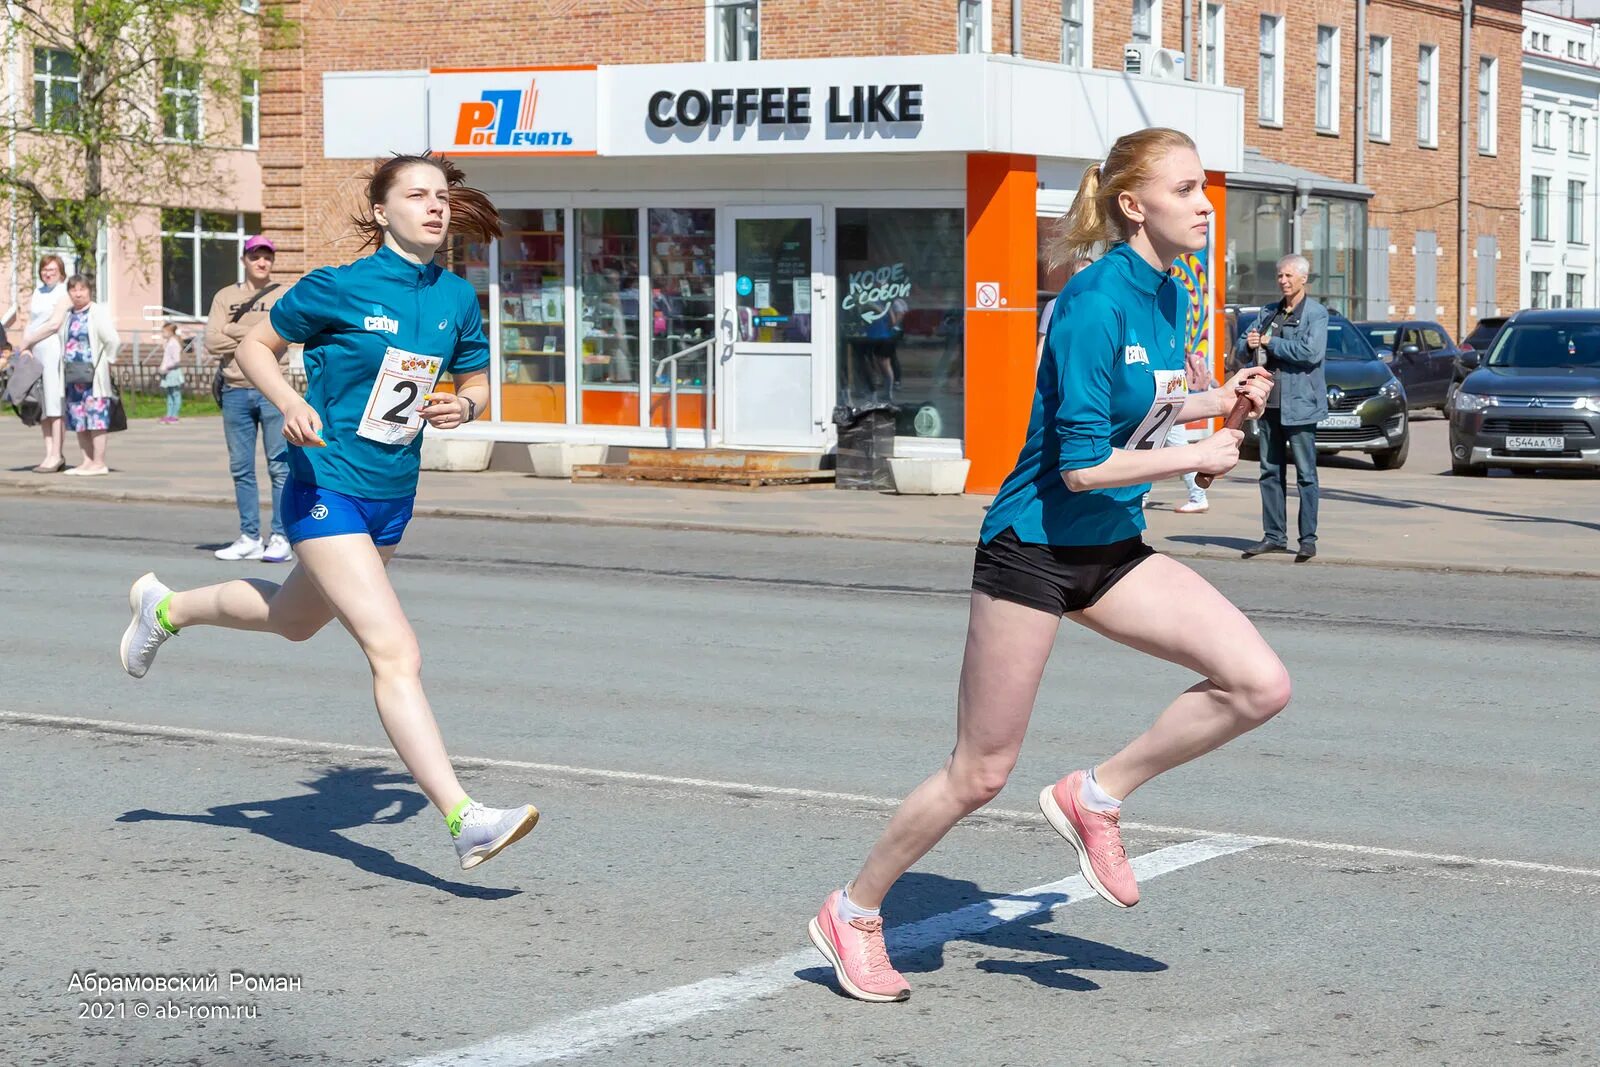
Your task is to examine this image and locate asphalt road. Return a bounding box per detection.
[2,497,1596,1066]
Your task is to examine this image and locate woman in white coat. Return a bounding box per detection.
[58,274,120,475]
[10,255,72,471]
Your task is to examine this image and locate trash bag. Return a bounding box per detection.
[832,402,897,491]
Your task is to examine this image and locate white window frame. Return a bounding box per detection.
[957,0,992,54]
[1258,14,1284,127]
[1132,0,1162,47]
[1576,114,1591,156]
[707,0,760,62]
[1477,56,1497,155]
[241,71,259,150]
[1316,25,1341,134]
[1202,3,1224,85]
[32,47,80,130]
[1568,180,1586,244]
[1567,273,1586,309]
[1062,0,1093,68]
[1418,44,1439,148]
[1532,174,1551,242]
[159,209,261,319]
[1530,270,1550,308]
[1368,35,1391,142]
[162,59,205,142]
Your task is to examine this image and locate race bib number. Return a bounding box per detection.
[357,347,445,446]
[1126,370,1189,451]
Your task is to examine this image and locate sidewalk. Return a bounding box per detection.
[1,415,1592,576]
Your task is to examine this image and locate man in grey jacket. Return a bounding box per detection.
[1237,255,1328,562]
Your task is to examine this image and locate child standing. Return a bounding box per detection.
[158,323,184,423]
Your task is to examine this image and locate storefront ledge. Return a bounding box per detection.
[529,442,610,478]
[420,437,494,472]
[888,457,971,495]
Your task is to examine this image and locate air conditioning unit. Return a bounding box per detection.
[1124,44,1186,80]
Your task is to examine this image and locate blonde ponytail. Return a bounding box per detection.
[1048,127,1199,269]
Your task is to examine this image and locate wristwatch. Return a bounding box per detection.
[462,395,478,422]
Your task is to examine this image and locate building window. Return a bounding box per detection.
[160,209,263,319]
[1315,26,1340,133]
[1300,195,1368,318]
[1202,4,1224,84]
[1571,114,1590,155]
[1531,107,1553,150]
[1568,274,1586,308]
[1532,175,1551,242]
[1477,57,1497,154]
[1226,188,1292,310]
[32,48,79,131]
[1062,0,1088,67]
[712,0,759,62]
[162,59,204,141]
[240,0,260,11]
[1531,271,1550,308]
[241,72,259,149]
[958,0,984,53]
[1131,0,1162,46]
[1418,44,1438,147]
[1258,15,1283,126]
[1569,180,1586,243]
[1368,36,1390,141]
[836,208,966,439]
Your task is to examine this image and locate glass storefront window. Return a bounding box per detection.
[648,208,716,430]
[445,234,493,406]
[494,209,566,422]
[1225,189,1291,311]
[1302,196,1367,319]
[835,208,965,439]
[577,208,640,426]
[735,217,813,343]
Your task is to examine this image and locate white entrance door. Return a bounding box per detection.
[719,207,827,448]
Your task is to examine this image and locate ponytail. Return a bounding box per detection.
[1047,127,1199,268]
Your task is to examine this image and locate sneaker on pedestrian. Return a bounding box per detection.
[1174,499,1209,514]
[262,534,295,563]
[120,572,176,679]
[808,890,911,1003]
[451,801,539,870]
[1039,771,1140,908]
[214,535,264,561]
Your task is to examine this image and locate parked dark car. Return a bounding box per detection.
[1354,319,1461,409]
[1231,308,1411,469]
[1448,309,1600,475]
[1448,314,1513,409]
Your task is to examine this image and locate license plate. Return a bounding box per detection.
[1505,435,1564,451]
[1318,415,1362,429]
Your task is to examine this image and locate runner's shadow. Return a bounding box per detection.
[797,872,1164,994]
[1165,534,1261,552]
[116,765,519,900]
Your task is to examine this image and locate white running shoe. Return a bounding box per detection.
[215,535,264,561]
[262,534,295,563]
[453,802,540,870]
[120,573,176,679]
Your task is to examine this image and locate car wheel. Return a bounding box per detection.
[1373,433,1409,470]
[1444,381,1460,412]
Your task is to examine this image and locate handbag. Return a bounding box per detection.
[107,386,128,433]
[64,361,96,386]
[213,282,281,404]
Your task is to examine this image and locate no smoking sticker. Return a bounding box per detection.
[974,281,1001,309]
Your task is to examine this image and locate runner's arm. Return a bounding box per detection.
[235,318,309,418]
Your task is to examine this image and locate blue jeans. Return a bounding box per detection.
[1258,407,1319,547]
[164,387,183,420]
[222,386,288,539]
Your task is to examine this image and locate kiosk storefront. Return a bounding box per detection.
[322,55,1243,491]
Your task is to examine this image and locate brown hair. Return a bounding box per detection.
[350,152,502,251]
[38,254,67,281]
[1049,127,1198,268]
[66,273,92,293]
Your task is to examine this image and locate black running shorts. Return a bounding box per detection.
[971,526,1156,616]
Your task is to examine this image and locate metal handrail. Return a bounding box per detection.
[654,337,715,450]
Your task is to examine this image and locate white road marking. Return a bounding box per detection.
[400,835,1261,1067]
[6,710,1600,881]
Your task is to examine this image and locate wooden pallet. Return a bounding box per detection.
[572,463,835,491]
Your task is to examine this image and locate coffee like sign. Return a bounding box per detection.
[647,84,924,130]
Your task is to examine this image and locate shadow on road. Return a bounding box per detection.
[797,871,1165,995]
[116,765,520,900]
[1166,534,1260,552]
[1318,486,1600,532]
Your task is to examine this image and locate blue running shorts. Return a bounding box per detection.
[283,478,416,547]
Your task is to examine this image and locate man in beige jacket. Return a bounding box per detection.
[205,235,292,562]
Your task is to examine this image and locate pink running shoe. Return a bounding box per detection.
[808,891,911,1003]
[1039,770,1140,908]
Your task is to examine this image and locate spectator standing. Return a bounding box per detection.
[58,274,121,475]
[158,324,185,424]
[1235,255,1328,562]
[15,256,72,472]
[204,235,289,562]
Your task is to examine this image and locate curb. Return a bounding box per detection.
[3,478,1595,581]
